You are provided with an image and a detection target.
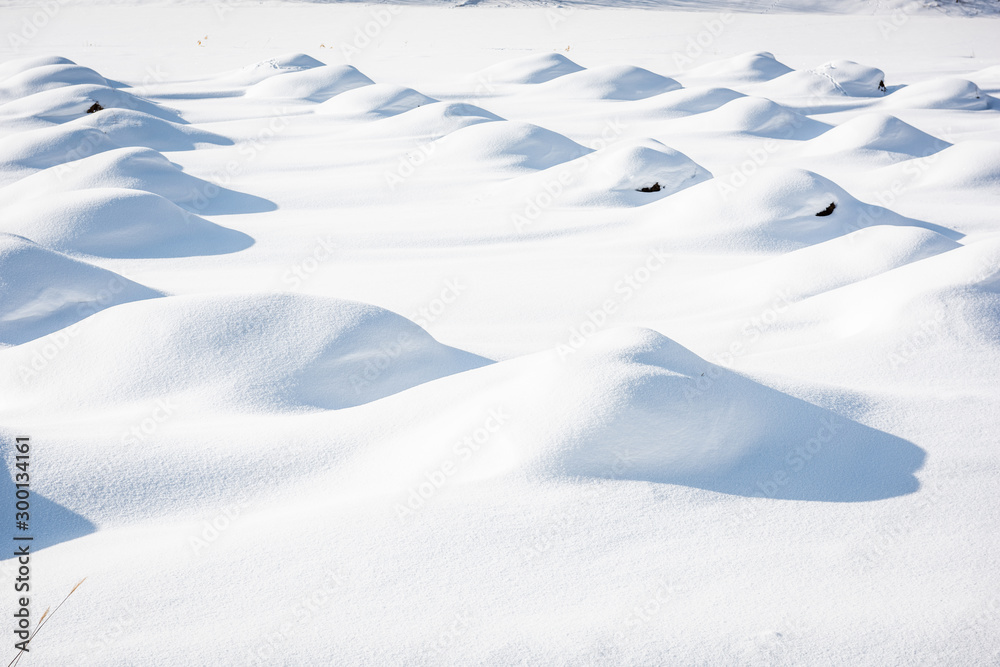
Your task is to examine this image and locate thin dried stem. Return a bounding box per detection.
[7,579,86,667]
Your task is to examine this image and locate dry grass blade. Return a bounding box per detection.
[4,607,45,667]
[7,579,86,667]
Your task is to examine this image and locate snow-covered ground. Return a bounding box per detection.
[2,2,1000,665]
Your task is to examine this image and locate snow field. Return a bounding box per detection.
[1,5,1000,664]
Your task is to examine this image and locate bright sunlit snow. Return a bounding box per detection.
[1,1,999,665]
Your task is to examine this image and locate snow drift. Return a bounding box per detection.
[0,233,161,346]
[1,293,490,414]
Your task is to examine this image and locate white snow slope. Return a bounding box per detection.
[2,3,1000,666]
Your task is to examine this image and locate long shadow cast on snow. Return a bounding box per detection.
[164,162,277,216]
[677,387,925,502]
[1,442,96,555]
[564,357,925,502]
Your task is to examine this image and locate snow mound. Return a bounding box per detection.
[316,84,437,120]
[810,60,885,96]
[511,137,711,207]
[568,138,711,198]
[0,188,253,258]
[70,108,231,150]
[0,294,490,413]
[532,64,681,101]
[0,234,161,346]
[801,112,950,158]
[968,64,1000,94]
[684,51,794,84]
[358,102,503,141]
[0,56,77,82]
[650,167,923,250]
[0,146,275,215]
[245,64,374,102]
[753,237,1000,389]
[632,86,744,118]
[475,52,585,84]
[432,120,591,172]
[365,327,923,501]
[715,168,861,244]
[755,60,885,98]
[915,141,1000,191]
[0,109,224,183]
[0,124,119,182]
[725,225,961,304]
[0,83,184,124]
[524,328,922,499]
[676,96,829,139]
[883,77,990,110]
[0,63,109,105]
[219,53,326,86]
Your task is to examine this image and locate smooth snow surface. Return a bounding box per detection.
[1,4,999,666]
[0,233,161,345]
